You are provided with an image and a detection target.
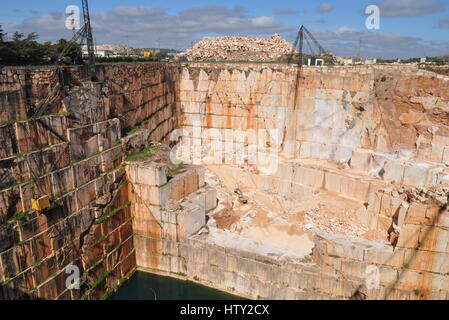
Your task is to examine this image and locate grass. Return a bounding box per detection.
[125,146,154,162]
[422,66,449,76]
[13,152,25,158]
[95,201,132,225]
[90,235,107,248]
[161,252,176,257]
[91,270,112,290]
[0,181,23,193]
[170,272,187,277]
[167,161,188,178]
[255,258,278,266]
[124,127,144,137]
[100,277,126,300]
[9,211,30,222]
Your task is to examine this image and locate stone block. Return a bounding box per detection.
[363,246,405,268]
[404,249,449,274]
[293,165,324,188]
[403,165,428,187]
[276,162,293,181]
[183,169,199,197]
[205,188,218,212]
[350,150,372,170]
[418,226,449,252]
[195,166,206,187]
[133,184,161,205]
[435,211,449,228]
[405,203,428,225]
[430,144,444,162]
[367,191,382,215]
[383,161,405,183]
[379,266,399,286]
[397,224,420,249]
[127,163,167,186]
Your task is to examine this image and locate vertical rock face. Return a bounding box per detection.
[175,63,449,300]
[179,63,449,186]
[0,64,179,300]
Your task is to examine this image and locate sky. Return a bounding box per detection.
[1,0,449,59]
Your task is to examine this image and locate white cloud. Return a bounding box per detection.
[377,0,444,17]
[436,15,449,28]
[303,26,449,59]
[111,6,166,17]
[317,3,334,13]
[250,16,278,28]
[2,5,448,59]
[3,5,291,49]
[273,8,299,15]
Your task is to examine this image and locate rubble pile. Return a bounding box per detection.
[379,185,449,206]
[184,34,295,62]
[304,206,370,238]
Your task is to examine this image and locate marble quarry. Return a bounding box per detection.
[1,62,449,300]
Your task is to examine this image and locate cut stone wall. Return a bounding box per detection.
[178,63,449,187]
[0,63,179,300]
[172,62,449,300]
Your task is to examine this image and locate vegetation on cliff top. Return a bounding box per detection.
[0,26,82,66]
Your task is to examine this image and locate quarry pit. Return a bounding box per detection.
[1,62,449,300]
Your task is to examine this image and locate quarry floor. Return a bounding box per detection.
[203,162,387,257]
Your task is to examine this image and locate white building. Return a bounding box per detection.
[364,58,377,65]
[307,57,324,66]
[82,49,116,58]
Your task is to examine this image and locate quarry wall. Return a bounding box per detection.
[0,63,178,300]
[175,63,449,299]
[1,62,449,300]
[179,63,449,186]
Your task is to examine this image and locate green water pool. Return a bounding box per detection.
[110,271,242,300]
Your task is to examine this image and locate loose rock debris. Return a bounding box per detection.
[183,34,295,62]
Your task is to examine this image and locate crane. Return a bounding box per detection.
[287,25,333,66]
[81,0,96,81]
[35,0,96,118]
[58,0,96,81]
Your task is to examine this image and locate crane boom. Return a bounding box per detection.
[303,27,325,55]
[287,25,331,66]
[82,0,96,80]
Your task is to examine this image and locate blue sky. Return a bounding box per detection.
[1,0,449,58]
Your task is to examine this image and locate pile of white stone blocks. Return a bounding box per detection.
[126,161,217,240]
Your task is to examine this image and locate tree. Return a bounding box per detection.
[25,32,39,41]
[12,31,24,41]
[0,29,83,66]
[51,39,83,64]
[0,25,6,42]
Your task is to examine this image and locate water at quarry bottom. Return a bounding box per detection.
[110,272,243,300]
